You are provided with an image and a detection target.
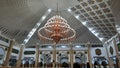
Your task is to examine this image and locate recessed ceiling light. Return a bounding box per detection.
[88,28,93,31]
[48,9,52,12]
[94,33,99,36]
[91,30,96,33]
[75,45,81,48]
[82,21,87,26]
[99,37,104,41]
[48,46,52,48]
[75,15,79,19]
[67,8,71,12]
[36,23,40,26]
[41,16,46,21]
[24,39,29,43]
[61,45,66,48]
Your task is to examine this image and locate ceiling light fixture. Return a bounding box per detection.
[48,46,52,48]
[38,15,76,44]
[75,15,79,19]
[75,45,81,48]
[88,27,93,31]
[61,45,67,48]
[82,21,87,26]
[94,33,99,36]
[67,8,71,12]
[99,37,104,41]
[91,30,96,33]
[48,9,52,12]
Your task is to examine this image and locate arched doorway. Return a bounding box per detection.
[92,57,108,68]
[22,57,35,67]
[40,53,51,67]
[0,47,5,65]
[58,52,69,68]
[75,52,87,68]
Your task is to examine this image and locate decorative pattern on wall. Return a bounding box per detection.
[109,46,113,55]
[95,49,102,55]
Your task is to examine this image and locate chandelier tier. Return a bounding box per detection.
[38,15,76,44]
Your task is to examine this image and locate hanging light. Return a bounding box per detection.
[38,15,76,44]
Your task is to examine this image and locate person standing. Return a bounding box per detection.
[87,62,90,68]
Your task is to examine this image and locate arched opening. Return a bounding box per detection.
[22,57,35,67]
[75,52,87,68]
[40,53,51,67]
[58,52,69,68]
[0,47,5,65]
[92,57,108,68]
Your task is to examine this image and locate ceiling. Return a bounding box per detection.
[0,0,117,45]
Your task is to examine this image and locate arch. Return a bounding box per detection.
[75,52,87,64]
[0,47,5,65]
[40,53,51,64]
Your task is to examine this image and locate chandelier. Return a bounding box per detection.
[38,15,76,44]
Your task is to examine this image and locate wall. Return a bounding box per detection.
[91,47,107,58]
[23,48,89,64]
[107,40,116,57]
[0,34,10,47]
[90,47,108,64]
[104,34,120,56]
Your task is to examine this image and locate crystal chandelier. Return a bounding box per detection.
[38,15,76,44]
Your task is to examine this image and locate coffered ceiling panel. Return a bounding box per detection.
[71,0,117,41]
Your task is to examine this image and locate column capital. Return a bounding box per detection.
[69,43,74,48]
[86,42,91,48]
[52,45,56,48]
[11,39,15,42]
[21,44,25,46]
[9,39,15,46]
[70,45,73,48]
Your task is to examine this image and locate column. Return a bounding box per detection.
[3,39,15,66]
[105,42,112,68]
[87,42,92,68]
[16,44,25,67]
[59,53,61,68]
[35,45,39,67]
[52,45,56,68]
[70,45,73,68]
[113,38,120,68]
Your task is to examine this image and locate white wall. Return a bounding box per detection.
[107,40,116,57]
[90,47,108,64]
[91,47,107,58]
[0,34,10,47]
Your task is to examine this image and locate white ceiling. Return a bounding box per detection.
[42,0,79,11]
[0,0,117,45]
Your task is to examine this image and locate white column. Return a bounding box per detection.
[16,44,25,67]
[70,45,73,68]
[105,42,112,68]
[113,38,120,68]
[4,39,15,66]
[52,45,56,68]
[35,45,39,67]
[87,42,92,68]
